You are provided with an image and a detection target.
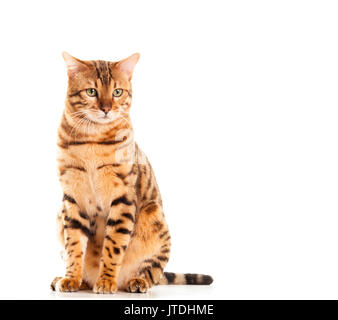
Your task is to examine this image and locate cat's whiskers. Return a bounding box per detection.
[71,109,99,137]
[69,113,87,139]
[77,116,89,139]
[84,118,93,137]
[70,108,132,139]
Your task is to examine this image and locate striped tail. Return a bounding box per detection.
[158,272,213,285]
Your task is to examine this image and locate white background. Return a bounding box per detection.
[0,0,337,299]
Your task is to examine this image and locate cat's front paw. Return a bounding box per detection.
[50,277,62,291]
[93,278,118,294]
[54,277,81,292]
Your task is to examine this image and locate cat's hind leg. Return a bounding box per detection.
[126,253,168,293]
[123,201,171,293]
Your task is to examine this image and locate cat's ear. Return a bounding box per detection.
[116,53,140,80]
[62,52,88,77]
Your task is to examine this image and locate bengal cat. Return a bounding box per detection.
[51,52,213,293]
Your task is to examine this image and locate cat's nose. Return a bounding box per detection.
[100,105,112,114]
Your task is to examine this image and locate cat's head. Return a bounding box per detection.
[63,52,139,124]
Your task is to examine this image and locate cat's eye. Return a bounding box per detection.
[113,88,123,97]
[86,88,97,97]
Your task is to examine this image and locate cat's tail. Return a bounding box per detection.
[158,272,213,285]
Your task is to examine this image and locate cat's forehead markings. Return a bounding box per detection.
[92,60,112,86]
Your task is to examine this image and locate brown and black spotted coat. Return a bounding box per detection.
[51,53,213,293]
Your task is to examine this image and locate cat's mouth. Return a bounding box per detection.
[72,110,121,125]
[86,112,119,125]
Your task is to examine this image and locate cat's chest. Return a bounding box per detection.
[81,161,119,215]
[60,144,133,215]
